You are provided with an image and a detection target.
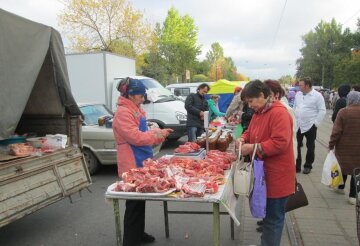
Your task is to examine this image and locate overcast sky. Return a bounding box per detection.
[1,0,360,80]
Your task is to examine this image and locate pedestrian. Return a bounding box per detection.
[332,91,339,110]
[207,94,225,122]
[252,80,298,233]
[329,91,360,205]
[225,86,243,119]
[332,84,351,122]
[264,80,297,163]
[113,77,173,246]
[184,83,210,142]
[353,85,360,92]
[293,77,326,174]
[329,91,334,109]
[240,88,254,132]
[324,90,330,109]
[238,80,295,246]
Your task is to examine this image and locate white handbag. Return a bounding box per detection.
[233,143,257,195]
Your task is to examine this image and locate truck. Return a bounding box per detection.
[66,52,136,108]
[66,52,187,141]
[0,9,91,227]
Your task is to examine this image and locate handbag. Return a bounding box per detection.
[233,143,257,195]
[285,180,309,212]
[249,158,267,218]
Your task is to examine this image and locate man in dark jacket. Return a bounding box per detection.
[332,84,351,122]
[185,83,210,142]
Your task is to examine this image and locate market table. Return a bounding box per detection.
[105,164,240,246]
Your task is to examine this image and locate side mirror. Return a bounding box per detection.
[144,93,151,104]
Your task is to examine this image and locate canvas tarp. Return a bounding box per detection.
[208,80,248,112]
[0,9,81,139]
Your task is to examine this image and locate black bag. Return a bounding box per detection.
[285,181,308,212]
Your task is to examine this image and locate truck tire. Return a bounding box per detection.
[83,148,100,175]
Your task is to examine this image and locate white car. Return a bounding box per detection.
[79,103,162,175]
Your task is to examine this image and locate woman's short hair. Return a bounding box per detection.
[264,79,285,98]
[347,91,360,105]
[242,80,270,99]
[197,83,210,92]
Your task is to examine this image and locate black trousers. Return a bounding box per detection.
[296,124,317,170]
[123,200,146,246]
[339,175,356,198]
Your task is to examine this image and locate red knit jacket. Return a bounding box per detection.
[241,101,296,198]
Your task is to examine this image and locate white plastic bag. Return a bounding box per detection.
[321,151,344,188]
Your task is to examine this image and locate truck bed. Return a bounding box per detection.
[0,147,91,228]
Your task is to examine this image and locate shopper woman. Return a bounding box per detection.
[113,77,172,246]
[238,80,295,246]
[208,94,225,122]
[329,91,360,205]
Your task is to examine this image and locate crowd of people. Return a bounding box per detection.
[183,78,360,245]
[112,76,360,246]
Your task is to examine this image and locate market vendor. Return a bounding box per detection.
[208,94,225,122]
[112,77,173,246]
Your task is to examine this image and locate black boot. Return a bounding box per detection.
[142,232,155,243]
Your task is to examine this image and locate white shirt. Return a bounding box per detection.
[280,97,297,163]
[293,89,326,133]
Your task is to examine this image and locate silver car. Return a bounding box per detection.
[79,103,162,175]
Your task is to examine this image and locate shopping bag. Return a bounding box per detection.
[321,151,344,188]
[249,158,266,218]
[235,124,243,139]
[233,143,257,195]
[285,180,308,212]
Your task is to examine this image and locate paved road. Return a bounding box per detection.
[1,112,358,246]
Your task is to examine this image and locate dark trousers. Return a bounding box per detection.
[296,124,317,170]
[123,200,146,246]
[338,175,356,198]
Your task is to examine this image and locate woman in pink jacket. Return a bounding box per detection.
[113,77,172,246]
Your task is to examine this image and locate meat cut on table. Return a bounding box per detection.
[113,150,236,197]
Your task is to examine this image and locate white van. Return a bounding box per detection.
[111,76,187,141]
[166,82,214,99]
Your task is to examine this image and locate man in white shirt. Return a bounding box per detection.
[293,77,326,174]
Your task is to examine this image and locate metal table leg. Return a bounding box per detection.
[163,201,170,238]
[213,203,220,246]
[113,199,122,246]
[230,218,234,240]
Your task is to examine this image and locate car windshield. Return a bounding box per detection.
[140,78,173,97]
[80,104,113,125]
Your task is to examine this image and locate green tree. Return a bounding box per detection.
[58,0,152,57]
[141,23,169,84]
[160,7,201,82]
[206,42,224,64]
[296,19,348,88]
[334,55,360,86]
[278,75,294,87]
[192,74,209,82]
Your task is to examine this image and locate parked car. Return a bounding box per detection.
[79,103,162,175]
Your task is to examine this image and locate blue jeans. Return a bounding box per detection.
[187,127,204,142]
[261,196,289,246]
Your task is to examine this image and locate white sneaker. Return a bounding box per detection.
[349,197,356,205]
